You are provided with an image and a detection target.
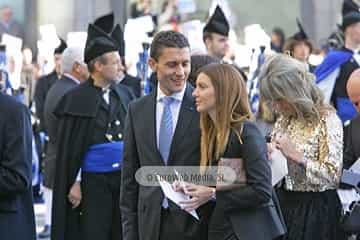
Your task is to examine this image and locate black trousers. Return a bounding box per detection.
[80,171,122,240]
[159,205,209,240]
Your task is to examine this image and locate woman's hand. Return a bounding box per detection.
[172,180,184,192]
[274,133,305,165]
[178,183,214,212]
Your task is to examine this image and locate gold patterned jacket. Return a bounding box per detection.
[271,110,343,192]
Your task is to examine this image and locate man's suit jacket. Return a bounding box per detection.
[0,21,24,39]
[34,70,59,131]
[121,84,210,240]
[42,75,78,188]
[0,93,36,240]
[344,114,360,169]
[213,122,286,240]
[120,74,141,98]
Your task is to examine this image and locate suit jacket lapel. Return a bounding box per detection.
[168,85,196,165]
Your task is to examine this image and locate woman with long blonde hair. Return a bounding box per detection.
[259,54,346,240]
[179,63,286,240]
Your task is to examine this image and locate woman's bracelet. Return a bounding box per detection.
[211,187,216,200]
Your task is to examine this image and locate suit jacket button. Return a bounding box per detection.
[106,134,113,141]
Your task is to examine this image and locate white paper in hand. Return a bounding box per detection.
[337,157,360,211]
[337,188,360,212]
[270,149,288,186]
[350,158,360,173]
[156,175,199,220]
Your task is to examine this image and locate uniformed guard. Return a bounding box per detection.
[315,0,360,124]
[202,5,230,61]
[202,5,247,81]
[51,23,134,240]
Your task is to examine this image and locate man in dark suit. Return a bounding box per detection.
[120,72,141,97]
[0,5,23,39]
[342,61,360,240]
[344,68,360,168]
[120,30,213,240]
[38,46,89,238]
[34,38,67,132]
[114,22,141,98]
[0,92,36,240]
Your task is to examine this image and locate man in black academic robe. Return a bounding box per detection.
[51,23,134,240]
[39,45,89,238]
[93,12,142,98]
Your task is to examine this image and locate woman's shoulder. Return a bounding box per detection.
[230,121,265,145]
[241,121,264,138]
[226,121,267,158]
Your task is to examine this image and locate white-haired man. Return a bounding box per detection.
[38,46,88,238]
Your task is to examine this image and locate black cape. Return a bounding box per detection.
[43,75,79,189]
[51,79,134,240]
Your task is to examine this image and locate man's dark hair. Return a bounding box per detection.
[202,31,213,43]
[188,54,219,85]
[150,31,190,61]
[87,54,108,73]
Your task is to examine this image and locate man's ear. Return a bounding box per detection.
[148,57,157,72]
[72,62,80,73]
[94,60,103,72]
[204,37,211,49]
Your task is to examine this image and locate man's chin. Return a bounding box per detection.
[172,82,185,91]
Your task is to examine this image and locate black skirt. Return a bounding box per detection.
[276,189,347,240]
